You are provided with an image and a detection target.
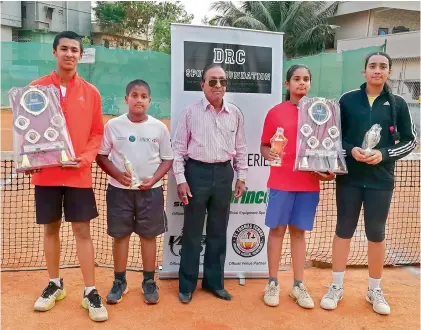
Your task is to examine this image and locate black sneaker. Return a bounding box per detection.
[34,279,66,311]
[106,279,128,304]
[82,289,108,322]
[142,279,159,304]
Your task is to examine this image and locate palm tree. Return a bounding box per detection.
[209,1,339,58]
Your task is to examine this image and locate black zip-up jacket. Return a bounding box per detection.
[336,83,417,190]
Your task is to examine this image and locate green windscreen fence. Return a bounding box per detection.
[282,45,384,100]
[1,42,171,118]
[1,42,383,117]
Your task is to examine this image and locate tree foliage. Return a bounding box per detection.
[209,1,339,58]
[151,2,194,53]
[93,1,193,53]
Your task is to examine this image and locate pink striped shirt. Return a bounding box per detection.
[173,98,248,184]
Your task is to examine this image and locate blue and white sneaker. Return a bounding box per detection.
[106,279,128,304]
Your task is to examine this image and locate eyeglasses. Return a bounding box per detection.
[207,78,227,87]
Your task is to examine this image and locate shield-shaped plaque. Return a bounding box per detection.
[9,85,76,173]
[294,96,348,174]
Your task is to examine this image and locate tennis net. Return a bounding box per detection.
[1,151,419,271]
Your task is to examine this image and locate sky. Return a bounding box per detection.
[180,0,218,25]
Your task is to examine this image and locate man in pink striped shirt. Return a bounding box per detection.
[173,64,248,303]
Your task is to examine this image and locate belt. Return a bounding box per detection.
[188,158,231,166]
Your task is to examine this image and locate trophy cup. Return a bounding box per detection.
[270,127,288,167]
[123,156,140,188]
[362,124,382,155]
[9,85,76,173]
[294,96,348,174]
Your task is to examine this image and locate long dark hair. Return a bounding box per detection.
[364,51,400,141]
[285,64,312,101]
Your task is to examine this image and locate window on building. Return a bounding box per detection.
[22,5,26,19]
[392,26,410,34]
[378,28,388,35]
[46,7,54,20]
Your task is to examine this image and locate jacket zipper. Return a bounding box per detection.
[59,83,70,187]
[365,94,375,188]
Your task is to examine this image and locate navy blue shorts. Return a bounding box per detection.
[265,189,320,231]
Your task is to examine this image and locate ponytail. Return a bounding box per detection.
[383,83,400,141]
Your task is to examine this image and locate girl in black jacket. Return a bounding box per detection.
[320,52,417,315]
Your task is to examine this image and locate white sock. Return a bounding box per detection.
[84,286,96,296]
[333,271,345,287]
[368,277,381,290]
[50,278,61,287]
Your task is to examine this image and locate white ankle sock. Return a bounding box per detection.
[333,271,345,287]
[84,286,96,296]
[368,277,381,290]
[50,278,61,287]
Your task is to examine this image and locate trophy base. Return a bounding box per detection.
[363,148,373,156]
[299,157,309,169]
[296,156,348,174]
[270,157,283,167]
[15,149,75,173]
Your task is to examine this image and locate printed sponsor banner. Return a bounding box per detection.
[160,24,283,279]
[184,41,272,94]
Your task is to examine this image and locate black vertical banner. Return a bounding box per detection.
[184,41,272,94]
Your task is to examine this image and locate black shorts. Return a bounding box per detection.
[35,186,98,224]
[335,183,393,242]
[106,184,167,238]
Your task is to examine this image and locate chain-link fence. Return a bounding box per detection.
[389,57,420,143]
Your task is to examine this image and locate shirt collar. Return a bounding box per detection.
[202,97,230,113]
[50,71,79,86]
[359,82,388,97]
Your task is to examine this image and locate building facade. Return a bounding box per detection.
[1,1,92,43]
[1,1,22,41]
[91,22,149,50]
[331,1,420,135]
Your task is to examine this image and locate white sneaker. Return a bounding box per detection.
[290,283,314,309]
[264,281,280,307]
[366,288,390,315]
[34,279,66,311]
[320,283,344,310]
[81,289,108,322]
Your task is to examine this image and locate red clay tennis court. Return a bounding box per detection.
[1,267,419,329]
[1,152,420,329]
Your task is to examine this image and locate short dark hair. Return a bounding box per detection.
[202,63,226,82]
[126,79,151,96]
[53,31,83,53]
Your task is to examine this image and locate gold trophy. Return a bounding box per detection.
[270,127,288,167]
